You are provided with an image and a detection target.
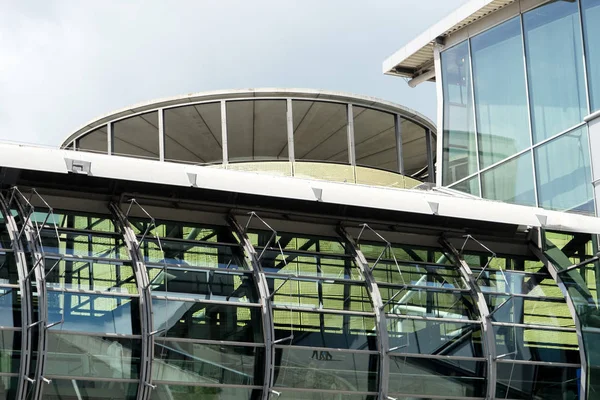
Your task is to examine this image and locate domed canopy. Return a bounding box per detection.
[62,88,436,179]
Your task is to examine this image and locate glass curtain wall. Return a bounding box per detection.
[128,218,265,400]
[582,0,600,112]
[0,213,19,400]
[442,0,594,214]
[35,210,141,400]
[358,240,486,399]
[247,229,378,399]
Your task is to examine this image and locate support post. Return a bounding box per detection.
[440,236,496,400]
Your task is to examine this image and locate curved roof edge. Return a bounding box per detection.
[62,88,436,147]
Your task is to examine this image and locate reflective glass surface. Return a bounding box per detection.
[274,392,373,400]
[487,295,574,328]
[0,376,17,400]
[441,41,478,185]
[471,17,530,168]
[534,126,593,214]
[40,230,129,260]
[450,174,480,196]
[77,126,108,155]
[496,362,580,399]
[387,318,483,357]
[273,348,378,392]
[152,300,262,343]
[0,253,17,285]
[0,288,19,328]
[388,356,485,397]
[582,0,600,111]
[45,258,137,294]
[153,342,263,385]
[493,325,579,363]
[353,107,397,171]
[45,379,137,400]
[47,291,140,335]
[481,151,535,206]
[113,111,160,160]
[151,385,258,400]
[524,0,587,143]
[45,333,140,379]
[371,261,466,289]
[0,330,20,374]
[474,269,561,297]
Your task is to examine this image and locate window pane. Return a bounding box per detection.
[493,325,579,363]
[153,342,263,385]
[496,362,579,399]
[450,174,480,196]
[353,107,397,171]
[401,119,428,176]
[481,151,535,206]
[534,126,594,213]
[441,41,477,185]
[0,288,20,328]
[524,0,587,142]
[583,0,600,111]
[151,385,258,400]
[45,259,137,294]
[293,101,348,163]
[0,253,18,285]
[388,356,486,397]
[273,348,378,392]
[227,100,288,162]
[46,333,140,379]
[45,379,137,400]
[113,112,160,160]
[0,376,17,400]
[164,102,222,164]
[77,126,107,154]
[0,330,20,373]
[472,17,530,167]
[371,261,466,289]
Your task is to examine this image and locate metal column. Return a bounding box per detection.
[0,192,33,400]
[440,236,496,400]
[110,203,154,400]
[228,215,274,400]
[338,226,390,400]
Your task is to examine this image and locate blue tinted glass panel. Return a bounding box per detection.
[524,0,587,142]
[481,152,536,206]
[582,0,600,111]
[472,17,530,168]
[441,41,478,185]
[535,126,593,213]
[450,174,480,196]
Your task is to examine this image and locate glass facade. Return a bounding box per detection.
[442,0,595,214]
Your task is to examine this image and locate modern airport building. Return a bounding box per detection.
[0,1,599,400]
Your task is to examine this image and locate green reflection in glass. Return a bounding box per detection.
[481,151,535,206]
[151,384,257,400]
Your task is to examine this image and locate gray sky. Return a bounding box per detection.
[0,0,467,146]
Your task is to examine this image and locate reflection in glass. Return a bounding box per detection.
[273,310,376,350]
[151,384,257,400]
[0,375,17,400]
[524,0,587,142]
[273,348,378,392]
[45,258,137,294]
[387,318,483,357]
[388,356,485,397]
[40,230,129,260]
[274,392,373,400]
[45,379,137,400]
[227,100,288,162]
[534,126,593,214]
[0,253,17,285]
[152,300,262,343]
[142,239,248,270]
[481,151,535,206]
[77,126,108,155]
[472,17,530,168]
[148,268,257,302]
[582,0,600,111]
[441,41,477,185]
[475,269,561,297]
[47,291,140,335]
[450,174,480,196]
[380,286,478,320]
[371,261,466,289]
[153,341,263,386]
[496,362,579,399]
[164,102,222,164]
[0,330,20,374]
[45,333,140,379]
[0,288,19,328]
[486,295,574,328]
[493,325,579,363]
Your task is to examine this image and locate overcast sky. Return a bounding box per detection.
[0,0,467,146]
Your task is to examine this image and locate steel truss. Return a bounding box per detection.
[110,200,155,400]
[228,213,275,400]
[339,225,391,400]
[440,236,497,400]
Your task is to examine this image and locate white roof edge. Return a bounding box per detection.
[2,142,600,235]
[382,0,511,77]
[62,88,436,147]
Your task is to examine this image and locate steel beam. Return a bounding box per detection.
[228,215,274,400]
[440,236,496,400]
[338,226,389,400]
[110,203,154,400]
[0,192,33,400]
[528,230,587,400]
